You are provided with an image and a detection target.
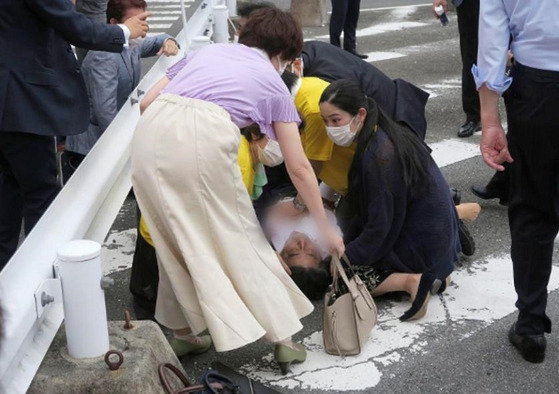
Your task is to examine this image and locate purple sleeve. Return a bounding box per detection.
[252,94,301,140]
[165,54,190,80]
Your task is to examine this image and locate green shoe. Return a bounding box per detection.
[274,343,306,375]
[169,335,212,357]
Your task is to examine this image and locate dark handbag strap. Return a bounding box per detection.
[202,370,241,394]
[159,363,225,394]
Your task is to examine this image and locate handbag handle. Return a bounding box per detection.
[330,254,355,294]
[158,363,213,394]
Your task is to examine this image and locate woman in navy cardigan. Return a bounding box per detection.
[319,79,460,321]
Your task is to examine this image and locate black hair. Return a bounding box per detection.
[280,70,299,92]
[319,79,430,215]
[237,1,276,18]
[290,258,331,300]
[106,0,147,23]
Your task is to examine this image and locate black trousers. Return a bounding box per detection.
[0,132,59,270]
[456,0,480,122]
[329,0,361,51]
[486,162,511,203]
[505,62,559,335]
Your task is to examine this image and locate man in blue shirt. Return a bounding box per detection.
[473,0,559,364]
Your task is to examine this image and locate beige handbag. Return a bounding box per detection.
[323,254,377,356]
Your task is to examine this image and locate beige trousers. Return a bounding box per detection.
[131,94,313,352]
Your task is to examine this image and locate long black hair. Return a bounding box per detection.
[319,79,430,215]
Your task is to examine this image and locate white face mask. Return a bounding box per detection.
[325,116,359,147]
[276,55,289,75]
[257,139,284,167]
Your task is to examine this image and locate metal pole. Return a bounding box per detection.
[180,0,189,47]
[226,0,237,17]
[57,240,110,358]
[212,5,229,43]
[189,36,212,51]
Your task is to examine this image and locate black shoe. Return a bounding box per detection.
[458,220,475,256]
[345,49,368,59]
[508,323,546,363]
[471,184,508,206]
[457,120,481,138]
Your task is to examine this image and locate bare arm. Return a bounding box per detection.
[275,121,345,257]
[479,85,513,171]
[140,76,170,114]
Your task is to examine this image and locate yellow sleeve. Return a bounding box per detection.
[300,112,334,162]
[237,135,255,195]
[139,216,155,247]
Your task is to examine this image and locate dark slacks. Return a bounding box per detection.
[456,0,480,122]
[0,132,59,270]
[505,62,559,335]
[329,0,361,51]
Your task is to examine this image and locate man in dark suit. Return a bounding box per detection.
[432,0,480,138]
[329,0,367,59]
[301,40,429,141]
[0,0,150,270]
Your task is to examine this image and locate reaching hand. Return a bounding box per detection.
[157,39,179,56]
[124,11,151,39]
[480,123,514,171]
[322,227,345,259]
[432,0,447,18]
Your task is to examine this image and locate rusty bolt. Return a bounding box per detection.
[104,350,124,371]
[123,310,134,330]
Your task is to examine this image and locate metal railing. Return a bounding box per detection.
[0,1,232,391]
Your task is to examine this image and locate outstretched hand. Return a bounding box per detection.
[124,11,151,39]
[322,227,345,260]
[432,0,448,18]
[157,39,179,56]
[480,123,514,171]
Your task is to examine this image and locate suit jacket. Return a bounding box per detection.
[66,35,171,155]
[301,41,429,141]
[0,0,126,137]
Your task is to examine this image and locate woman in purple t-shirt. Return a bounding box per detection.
[131,8,344,375]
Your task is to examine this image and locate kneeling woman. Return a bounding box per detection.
[319,80,460,320]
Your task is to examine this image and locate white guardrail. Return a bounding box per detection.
[0,0,234,391]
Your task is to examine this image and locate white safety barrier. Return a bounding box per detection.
[0,0,233,391]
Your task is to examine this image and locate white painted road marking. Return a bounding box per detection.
[241,255,559,391]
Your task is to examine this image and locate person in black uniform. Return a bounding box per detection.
[329,0,368,59]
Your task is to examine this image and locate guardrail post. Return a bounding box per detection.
[226,0,236,17]
[57,240,110,358]
[190,35,212,50]
[212,5,229,43]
